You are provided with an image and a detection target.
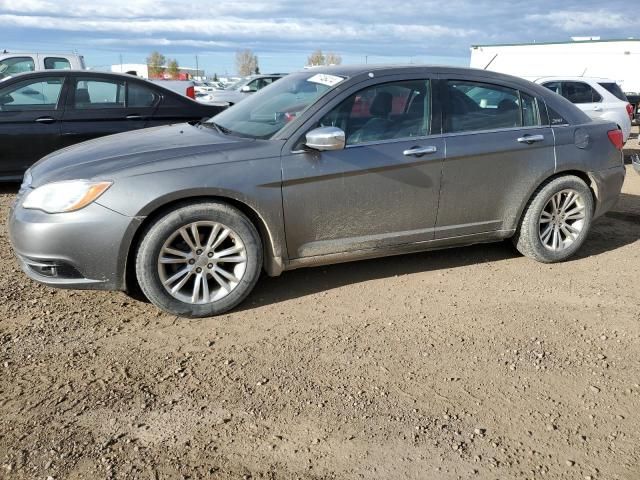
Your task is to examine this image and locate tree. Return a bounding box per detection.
[147,51,166,78]
[307,49,325,67]
[213,73,219,82]
[235,49,259,77]
[167,59,180,79]
[307,50,342,67]
[325,52,342,66]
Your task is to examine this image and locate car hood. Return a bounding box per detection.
[29,123,255,187]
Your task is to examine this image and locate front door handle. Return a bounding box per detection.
[35,116,55,124]
[517,134,545,144]
[403,146,437,157]
[125,114,143,120]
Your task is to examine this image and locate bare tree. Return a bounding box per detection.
[167,59,180,79]
[147,51,166,78]
[235,49,259,77]
[307,50,342,66]
[307,49,325,67]
[324,52,342,65]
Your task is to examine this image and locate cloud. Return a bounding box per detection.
[0,0,636,65]
[525,9,628,31]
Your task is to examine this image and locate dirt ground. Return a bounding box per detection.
[1,152,639,480]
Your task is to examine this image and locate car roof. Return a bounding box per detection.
[5,69,152,82]
[533,76,617,83]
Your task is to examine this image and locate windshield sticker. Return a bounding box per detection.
[307,74,344,87]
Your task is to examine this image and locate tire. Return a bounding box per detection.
[513,176,594,263]
[135,201,262,317]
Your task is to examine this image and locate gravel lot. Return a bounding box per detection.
[1,151,639,478]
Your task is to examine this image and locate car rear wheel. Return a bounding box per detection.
[135,201,262,317]
[513,176,593,263]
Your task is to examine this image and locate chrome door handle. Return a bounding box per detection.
[35,116,55,124]
[517,134,544,144]
[126,114,142,120]
[403,146,437,156]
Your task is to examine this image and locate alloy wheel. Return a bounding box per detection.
[538,189,586,251]
[157,221,247,304]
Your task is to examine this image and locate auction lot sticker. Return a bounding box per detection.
[307,74,344,87]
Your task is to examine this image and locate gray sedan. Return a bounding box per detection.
[9,65,626,317]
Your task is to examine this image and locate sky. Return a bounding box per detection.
[0,0,634,77]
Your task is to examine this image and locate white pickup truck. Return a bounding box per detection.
[0,52,196,99]
[0,52,85,80]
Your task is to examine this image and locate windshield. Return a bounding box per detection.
[208,72,344,139]
[226,78,247,90]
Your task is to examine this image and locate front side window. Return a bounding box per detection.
[0,77,64,111]
[318,80,431,145]
[0,56,35,80]
[44,57,72,70]
[209,72,342,139]
[542,81,562,95]
[73,78,125,109]
[562,82,602,104]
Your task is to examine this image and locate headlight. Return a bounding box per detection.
[23,180,112,214]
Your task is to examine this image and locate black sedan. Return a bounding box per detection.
[0,70,225,180]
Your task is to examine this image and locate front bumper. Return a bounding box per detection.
[590,164,626,219]
[9,200,142,291]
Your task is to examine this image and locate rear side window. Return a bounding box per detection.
[127,82,157,107]
[562,82,602,104]
[73,78,125,109]
[44,57,72,70]
[598,82,628,102]
[0,56,35,80]
[0,77,65,111]
[445,81,540,133]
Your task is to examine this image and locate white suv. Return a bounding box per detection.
[535,77,632,142]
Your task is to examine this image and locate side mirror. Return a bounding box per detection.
[305,126,345,151]
[0,94,13,105]
[240,85,252,93]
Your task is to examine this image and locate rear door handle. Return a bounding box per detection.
[35,116,55,124]
[517,134,545,144]
[403,146,437,157]
[126,114,143,120]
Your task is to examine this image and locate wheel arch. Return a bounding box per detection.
[122,193,284,293]
[513,169,597,233]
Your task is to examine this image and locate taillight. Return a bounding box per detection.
[626,103,634,120]
[186,86,195,99]
[607,129,624,151]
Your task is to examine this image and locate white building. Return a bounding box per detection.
[111,63,149,78]
[469,38,640,93]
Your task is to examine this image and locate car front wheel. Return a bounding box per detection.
[135,201,262,317]
[513,176,594,263]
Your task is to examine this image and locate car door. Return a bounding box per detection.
[281,76,445,259]
[60,75,153,147]
[0,75,67,177]
[436,77,555,238]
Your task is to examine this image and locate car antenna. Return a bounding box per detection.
[484,54,498,70]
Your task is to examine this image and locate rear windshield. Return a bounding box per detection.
[598,83,628,102]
